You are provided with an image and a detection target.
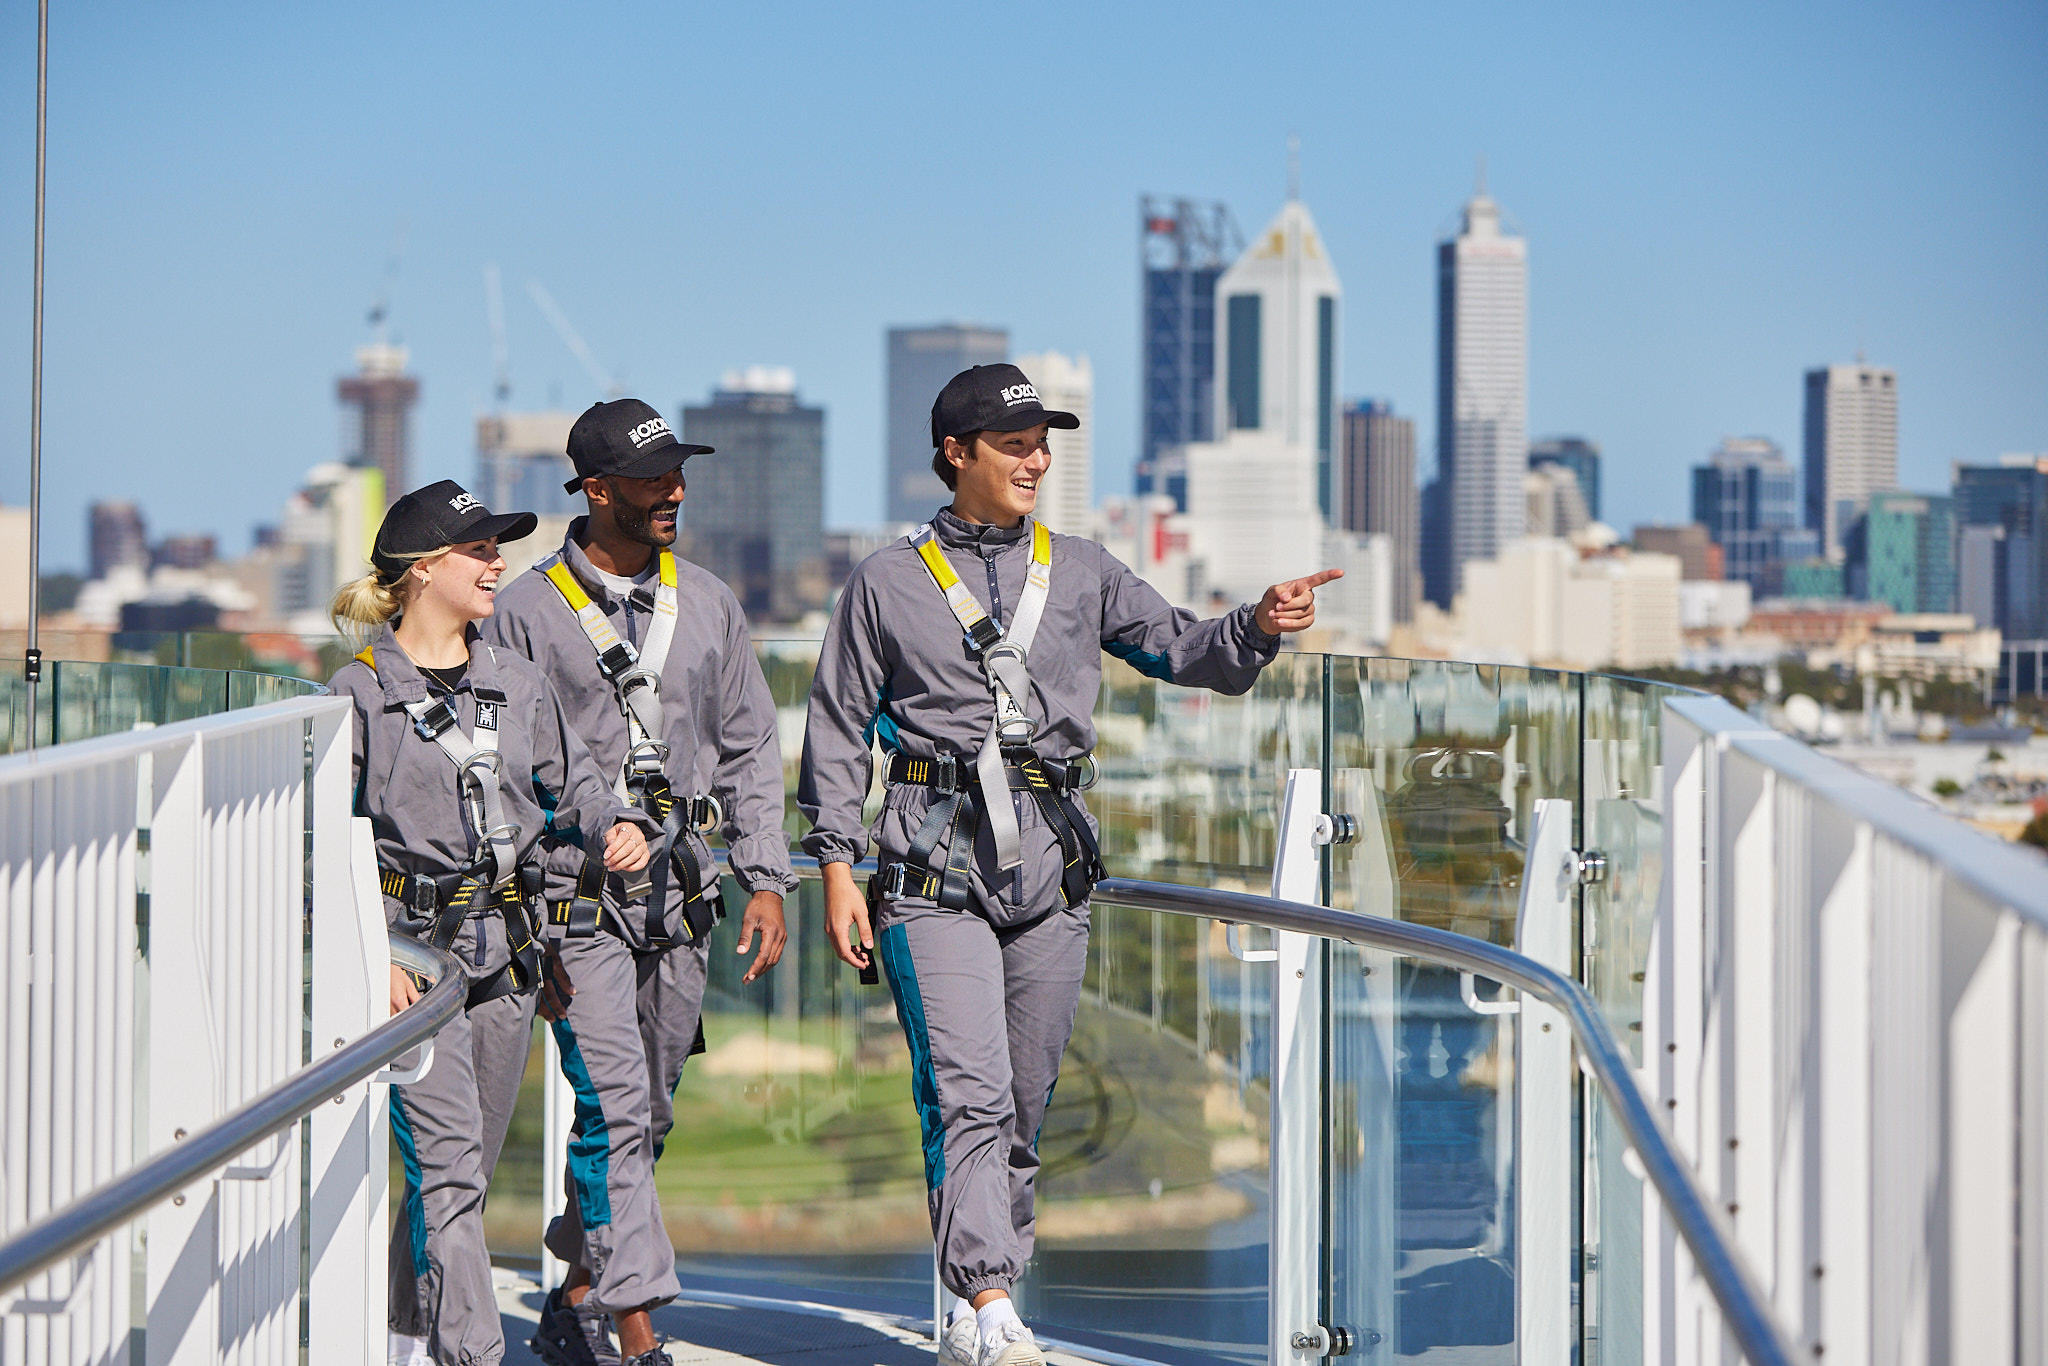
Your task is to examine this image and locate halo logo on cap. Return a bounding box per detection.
[1000,383,1040,406]
[448,491,483,515]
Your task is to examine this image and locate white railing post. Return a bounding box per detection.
[542,1030,570,1292]
[308,716,392,1365]
[1513,798,1573,1365]
[1269,769,1324,1366]
[140,731,219,1366]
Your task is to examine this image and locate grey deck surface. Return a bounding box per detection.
[493,1270,1105,1366]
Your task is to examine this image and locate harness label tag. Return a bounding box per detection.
[475,701,499,731]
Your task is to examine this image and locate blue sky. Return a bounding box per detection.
[1,1,2043,571]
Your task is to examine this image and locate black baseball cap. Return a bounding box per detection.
[371,480,537,583]
[563,398,714,493]
[929,364,1080,448]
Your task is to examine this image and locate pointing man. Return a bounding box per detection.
[799,364,1338,1366]
[486,399,796,1366]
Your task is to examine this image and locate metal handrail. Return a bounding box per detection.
[1090,876,1798,1366]
[762,855,1796,1366]
[0,933,465,1298]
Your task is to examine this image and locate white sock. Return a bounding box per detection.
[948,1293,974,1325]
[976,1297,1024,1344]
[387,1332,430,1366]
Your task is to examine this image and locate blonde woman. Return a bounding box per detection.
[330,480,653,1366]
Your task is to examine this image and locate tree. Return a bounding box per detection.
[1932,777,1962,798]
[2021,811,2048,855]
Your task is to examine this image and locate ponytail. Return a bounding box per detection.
[328,545,450,641]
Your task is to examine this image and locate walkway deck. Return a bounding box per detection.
[493,1271,1107,1366]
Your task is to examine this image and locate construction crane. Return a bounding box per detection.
[482,263,511,411]
[526,279,624,399]
[366,219,409,341]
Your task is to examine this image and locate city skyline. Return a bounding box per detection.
[0,3,2041,570]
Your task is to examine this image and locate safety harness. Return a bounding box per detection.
[878,521,1103,911]
[541,550,724,946]
[357,644,542,998]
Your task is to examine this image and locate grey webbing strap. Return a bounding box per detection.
[402,691,519,892]
[907,520,1053,872]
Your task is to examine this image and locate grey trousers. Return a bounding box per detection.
[389,988,536,1365]
[541,931,709,1316]
[875,895,1090,1299]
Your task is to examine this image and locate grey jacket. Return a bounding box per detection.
[484,521,797,948]
[329,626,648,976]
[799,507,1279,921]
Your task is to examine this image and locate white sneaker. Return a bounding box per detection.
[938,1314,979,1366]
[387,1332,432,1366]
[976,1321,1046,1366]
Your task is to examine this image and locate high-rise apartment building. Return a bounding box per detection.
[477,411,579,517]
[1528,437,1601,523]
[1953,455,2048,638]
[1803,363,1898,562]
[1861,490,1955,615]
[1526,464,1591,540]
[1427,182,1527,607]
[1012,351,1092,535]
[1212,195,1342,519]
[1340,400,1419,622]
[1690,437,1819,594]
[89,501,148,580]
[337,344,419,510]
[886,324,1006,524]
[680,368,826,622]
[1138,197,1240,510]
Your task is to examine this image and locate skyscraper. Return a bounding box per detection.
[1013,351,1093,534]
[680,367,826,622]
[1138,197,1240,510]
[1953,455,2048,637]
[88,501,148,580]
[1528,437,1601,523]
[1861,490,1955,615]
[886,324,1006,524]
[1803,362,1898,562]
[1212,194,1342,518]
[1428,179,1528,606]
[337,343,419,510]
[1690,437,1819,594]
[477,411,579,518]
[1340,400,1419,623]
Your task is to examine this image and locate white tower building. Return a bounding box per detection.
[1802,362,1898,562]
[1211,195,1343,519]
[1014,351,1093,535]
[1433,177,1528,603]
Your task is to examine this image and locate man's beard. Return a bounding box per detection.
[611,490,680,548]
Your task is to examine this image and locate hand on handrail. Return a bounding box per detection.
[389,964,422,1017]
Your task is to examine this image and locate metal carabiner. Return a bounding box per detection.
[692,794,725,834]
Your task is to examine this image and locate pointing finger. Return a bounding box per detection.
[1293,568,1343,592]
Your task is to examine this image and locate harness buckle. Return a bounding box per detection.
[409,879,439,916]
[996,713,1038,745]
[626,739,670,774]
[596,642,637,680]
[616,667,661,706]
[463,749,504,780]
[412,697,459,741]
[880,862,918,900]
[929,752,958,795]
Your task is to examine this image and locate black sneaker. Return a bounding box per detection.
[531,1287,620,1366]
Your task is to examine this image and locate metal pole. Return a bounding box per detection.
[24,0,49,749]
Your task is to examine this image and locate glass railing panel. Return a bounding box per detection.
[1577,674,1677,1366]
[1012,653,1319,1361]
[1323,656,1582,1361]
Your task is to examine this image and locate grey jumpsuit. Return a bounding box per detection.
[485,523,797,1316]
[331,628,647,1366]
[798,508,1279,1298]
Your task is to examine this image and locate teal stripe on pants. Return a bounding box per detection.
[388,1091,430,1278]
[878,923,946,1190]
[549,1017,614,1228]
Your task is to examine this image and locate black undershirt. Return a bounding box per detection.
[419,662,468,693]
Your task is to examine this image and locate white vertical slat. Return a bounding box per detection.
[3,774,29,1366]
[1724,751,1777,1296]
[1942,889,2016,1366]
[1867,839,1938,1366]
[2020,925,2048,1366]
[1815,822,1871,1366]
